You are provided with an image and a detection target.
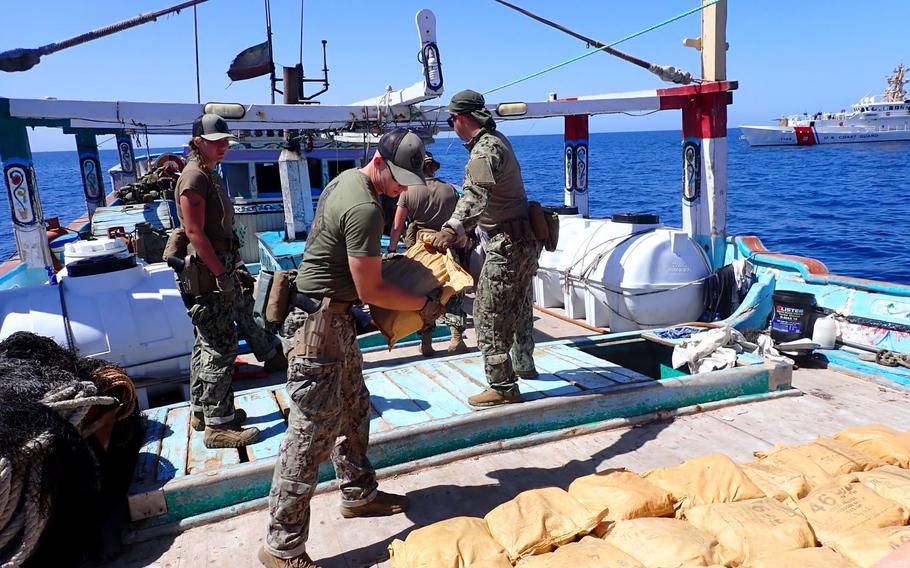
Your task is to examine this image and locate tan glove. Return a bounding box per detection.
[215,272,235,307]
[418,294,446,324]
[428,226,458,253]
[234,265,256,295]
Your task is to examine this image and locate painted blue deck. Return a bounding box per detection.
[127,339,788,528]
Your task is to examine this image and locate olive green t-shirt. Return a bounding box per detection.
[175,158,234,249]
[295,169,384,301]
[397,177,459,231]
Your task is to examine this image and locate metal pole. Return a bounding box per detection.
[266,0,275,104]
[193,5,201,104]
[0,120,54,270]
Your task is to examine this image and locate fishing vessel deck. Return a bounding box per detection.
[104,342,910,568]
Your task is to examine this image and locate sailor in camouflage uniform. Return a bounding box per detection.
[431,90,543,407]
[176,114,261,449]
[259,129,444,568]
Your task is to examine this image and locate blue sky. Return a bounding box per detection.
[2,0,908,151]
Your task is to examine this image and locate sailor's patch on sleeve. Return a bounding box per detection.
[466,157,495,187]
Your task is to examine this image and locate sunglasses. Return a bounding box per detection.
[446,115,457,128]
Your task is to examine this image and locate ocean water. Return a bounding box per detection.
[3,129,909,284]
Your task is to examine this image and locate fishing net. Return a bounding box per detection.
[0,332,139,566]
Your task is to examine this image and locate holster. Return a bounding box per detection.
[528,201,560,252]
[289,298,342,362]
[490,216,535,242]
[163,228,190,260]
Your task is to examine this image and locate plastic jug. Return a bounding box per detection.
[812,315,838,349]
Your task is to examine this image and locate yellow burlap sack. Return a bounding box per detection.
[466,554,513,568]
[568,469,676,523]
[851,465,910,509]
[371,239,473,348]
[602,517,719,567]
[797,480,910,545]
[483,487,603,562]
[741,461,811,504]
[829,526,910,568]
[754,437,883,489]
[834,424,910,468]
[747,546,857,568]
[388,516,507,568]
[515,536,644,568]
[642,454,764,516]
[685,498,817,566]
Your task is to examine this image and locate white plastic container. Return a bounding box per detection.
[64,237,130,265]
[811,315,838,349]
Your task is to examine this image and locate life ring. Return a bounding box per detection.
[153,153,186,174]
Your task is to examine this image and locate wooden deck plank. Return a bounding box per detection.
[532,346,621,389]
[186,428,241,476]
[365,372,434,427]
[452,353,582,399]
[132,406,169,486]
[273,387,290,420]
[235,391,286,462]
[549,343,654,383]
[382,364,473,419]
[157,406,192,481]
[417,360,488,402]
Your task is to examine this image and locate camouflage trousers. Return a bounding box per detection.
[474,234,542,392]
[188,270,281,425]
[265,307,377,559]
[421,291,467,334]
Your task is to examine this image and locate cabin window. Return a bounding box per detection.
[307,159,324,190]
[221,163,252,199]
[254,162,282,198]
[327,160,356,183]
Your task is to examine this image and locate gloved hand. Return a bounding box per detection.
[215,272,235,307]
[418,293,446,324]
[234,264,257,295]
[428,226,458,253]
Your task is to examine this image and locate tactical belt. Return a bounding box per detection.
[291,290,354,315]
[487,216,535,241]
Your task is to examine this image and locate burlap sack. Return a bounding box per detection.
[741,461,811,504]
[515,536,643,568]
[466,554,513,568]
[685,498,817,566]
[642,454,764,516]
[747,546,857,568]
[388,516,507,568]
[797,480,909,545]
[834,424,910,468]
[483,487,603,562]
[568,470,675,523]
[602,517,719,567]
[371,239,473,348]
[851,465,910,509]
[829,526,910,568]
[754,437,883,490]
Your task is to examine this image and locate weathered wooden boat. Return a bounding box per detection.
[2,1,910,566]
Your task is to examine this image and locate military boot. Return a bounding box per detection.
[468,386,522,408]
[264,349,288,373]
[257,546,320,568]
[420,329,435,357]
[191,408,247,432]
[340,491,409,518]
[515,368,539,379]
[447,327,468,354]
[203,422,260,448]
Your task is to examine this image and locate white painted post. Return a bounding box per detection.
[278,147,313,240]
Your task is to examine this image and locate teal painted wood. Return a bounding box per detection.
[448,354,547,400]
[157,406,192,481]
[415,361,487,402]
[186,427,240,476]
[132,406,169,486]
[531,348,620,389]
[236,390,287,461]
[381,365,472,418]
[549,344,653,383]
[543,347,641,384]
[272,385,291,416]
[820,349,910,390]
[365,372,433,427]
[456,350,581,398]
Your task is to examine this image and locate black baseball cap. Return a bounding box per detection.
[192,113,236,141]
[377,129,427,187]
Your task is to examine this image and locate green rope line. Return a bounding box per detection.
[482,0,720,97]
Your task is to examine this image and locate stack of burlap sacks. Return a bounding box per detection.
[389,423,910,568]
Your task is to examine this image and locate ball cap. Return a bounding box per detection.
[377,129,427,187]
[192,113,236,142]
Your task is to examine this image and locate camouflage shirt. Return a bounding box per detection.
[447,128,529,235]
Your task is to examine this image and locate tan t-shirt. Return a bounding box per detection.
[175,159,234,250]
[295,169,383,302]
[397,177,459,231]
